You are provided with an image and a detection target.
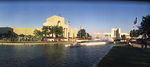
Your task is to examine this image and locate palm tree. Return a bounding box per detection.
[49,26,55,38]
[42,26,49,40]
[54,26,63,38]
[33,29,43,37]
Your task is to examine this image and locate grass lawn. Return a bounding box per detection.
[97,44,150,67]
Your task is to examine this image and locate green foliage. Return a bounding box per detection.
[27,35,32,38]
[138,15,150,38]
[48,26,55,38]
[54,26,63,38]
[87,33,90,37]
[77,29,86,38]
[7,38,11,40]
[14,38,18,41]
[19,34,25,37]
[77,29,90,38]
[42,26,49,38]
[33,29,43,37]
[34,26,64,38]
[121,35,126,40]
[130,29,139,37]
[7,30,13,38]
[33,37,42,41]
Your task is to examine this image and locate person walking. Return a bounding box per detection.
[141,39,144,49]
[144,40,148,51]
[128,39,132,47]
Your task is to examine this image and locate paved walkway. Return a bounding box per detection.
[133,43,150,53]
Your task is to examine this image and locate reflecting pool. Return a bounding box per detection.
[0,44,113,67]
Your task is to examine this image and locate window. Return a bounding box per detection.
[114,30,116,36]
[58,21,61,26]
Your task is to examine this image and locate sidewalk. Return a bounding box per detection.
[133,43,150,53]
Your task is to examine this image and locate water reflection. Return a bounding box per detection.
[0,44,113,67]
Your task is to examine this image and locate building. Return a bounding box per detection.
[69,28,77,38]
[43,15,70,38]
[0,15,77,39]
[95,28,131,39]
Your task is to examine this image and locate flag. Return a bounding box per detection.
[68,21,71,25]
[134,17,137,24]
[132,24,134,27]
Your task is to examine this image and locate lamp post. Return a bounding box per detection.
[80,25,81,38]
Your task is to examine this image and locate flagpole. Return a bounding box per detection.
[80,25,81,38]
[67,21,71,39]
[132,16,137,39]
[68,21,69,39]
[132,24,134,39]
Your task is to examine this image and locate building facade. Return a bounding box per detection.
[0,15,77,39]
[43,15,70,38]
[69,28,77,38]
[95,28,131,39]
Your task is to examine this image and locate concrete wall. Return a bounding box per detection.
[69,28,74,37]
[73,28,77,37]
[43,15,65,26]
[69,28,77,38]
[11,27,35,35]
[0,27,35,35]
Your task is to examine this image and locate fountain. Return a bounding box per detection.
[65,30,114,47]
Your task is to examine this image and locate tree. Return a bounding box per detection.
[33,29,43,37]
[87,33,90,37]
[42,26,49,39]
[77,29,90,38]
[49,26,55,38]
[19,34,25,37]
[7,31,13,41]
[130,29,139,37]
[138,15,150,39]
[8,31,12,38]
[53,26,63,38]
[27,35,32,38]
[121,35,126,40]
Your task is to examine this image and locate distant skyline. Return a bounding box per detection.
[0,1,150,35]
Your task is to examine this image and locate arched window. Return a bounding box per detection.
[57,21,61,26]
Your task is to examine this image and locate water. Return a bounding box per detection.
[0,44,113,67]
[92,30,113,41]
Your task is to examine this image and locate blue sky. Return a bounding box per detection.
[0,1,150,35]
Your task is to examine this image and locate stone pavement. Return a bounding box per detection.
[133,43,150,53]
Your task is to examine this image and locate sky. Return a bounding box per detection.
[0,1,150,35]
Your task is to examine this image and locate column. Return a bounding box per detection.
[66,28,68,39]
[64,28,66,38]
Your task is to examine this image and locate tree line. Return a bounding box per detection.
[34,26,63,39]
[77,29,90,38]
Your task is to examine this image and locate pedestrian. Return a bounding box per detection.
[144,40,148,51]
[126,40,128,44]
[128,39,131,46]
[141,39,144,49]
